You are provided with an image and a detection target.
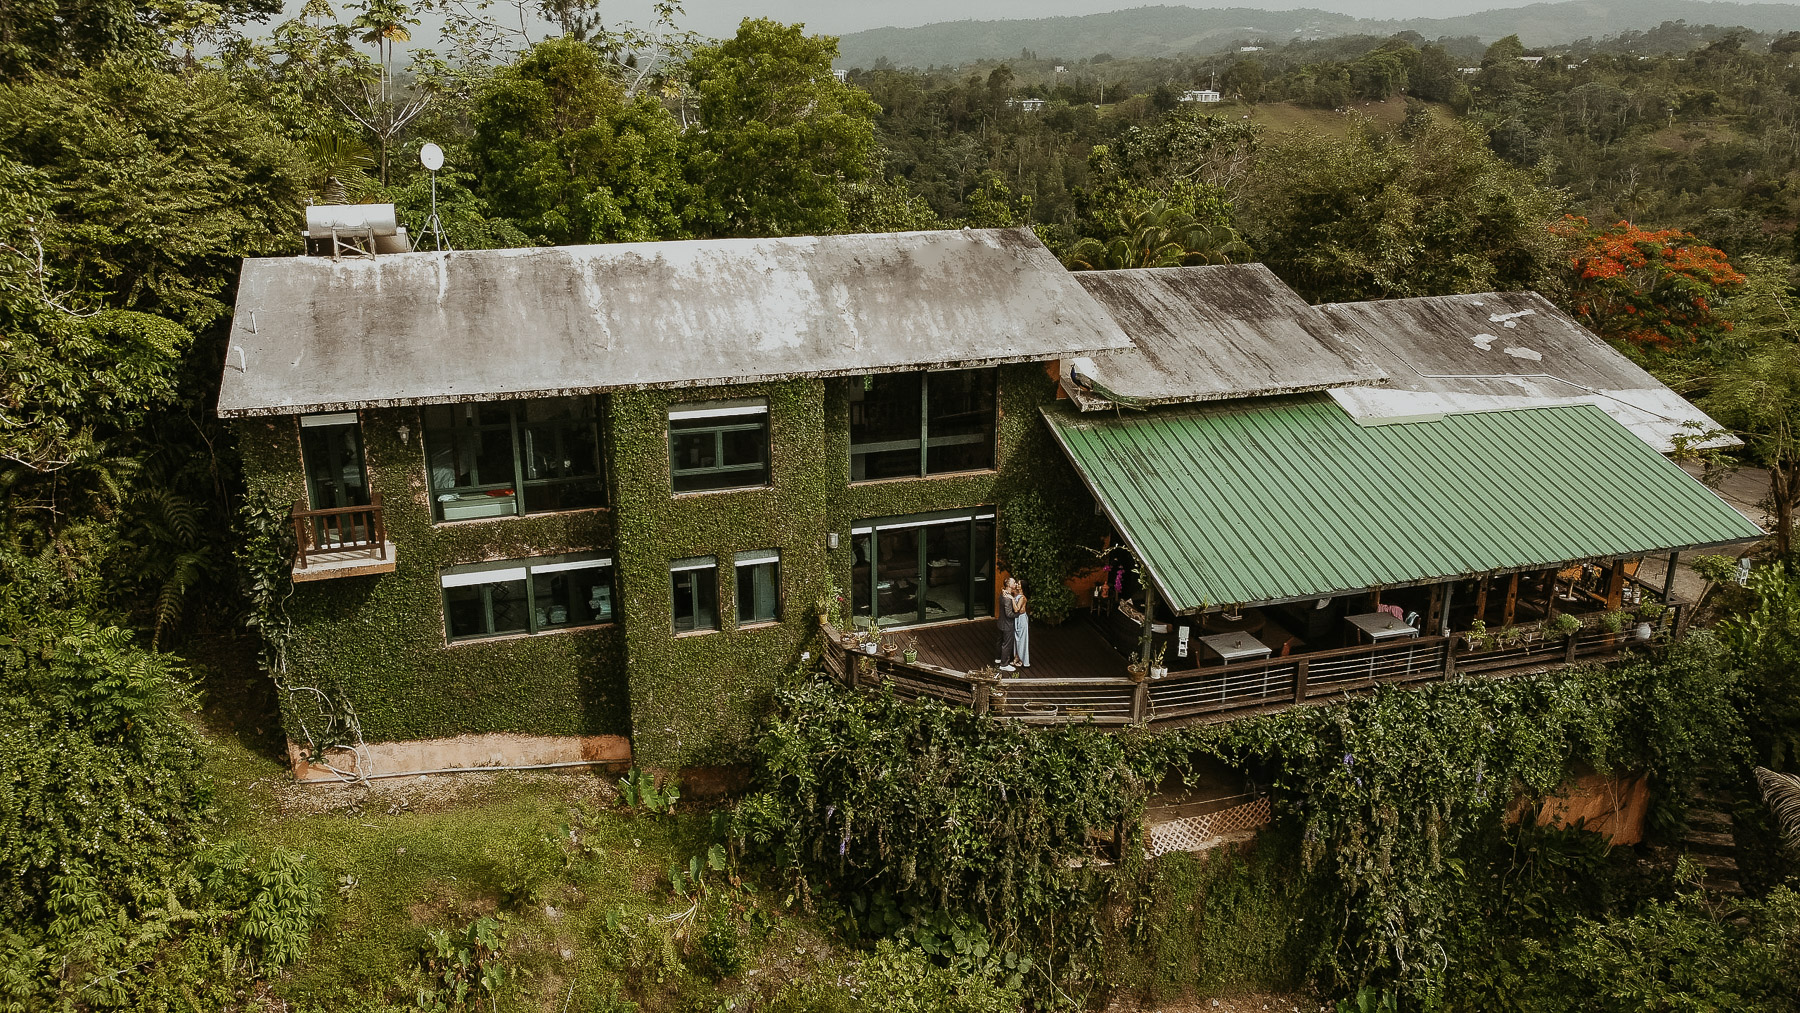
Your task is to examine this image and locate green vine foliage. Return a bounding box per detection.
[737,636,1748,1005]
[0,600,207,920]
[1717,563,1800,769]
[734,676,1136,1003]
[231,363,1108,766]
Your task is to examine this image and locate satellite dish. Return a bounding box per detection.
[419,142,444,172]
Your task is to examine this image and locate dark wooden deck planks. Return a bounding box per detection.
[906,617,1133,680]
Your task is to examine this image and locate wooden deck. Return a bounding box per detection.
[904,617,1133,680]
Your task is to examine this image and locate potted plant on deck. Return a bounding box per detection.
[902,637,918,664]
[1463,619,1491,652]
[1545,613,1581,640]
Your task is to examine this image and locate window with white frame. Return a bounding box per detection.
[734,549,781,625]
[441,554,614,642]
[671,556,720,632]
[668,399,770,493]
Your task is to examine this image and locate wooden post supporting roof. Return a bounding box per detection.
[1662,552,1679,602]
[1503,573,1519,626]
[1473,576,1490,627]
[1604,562,1625,610]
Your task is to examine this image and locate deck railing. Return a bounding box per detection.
[820,603,1683,728]
[292,494,387,568]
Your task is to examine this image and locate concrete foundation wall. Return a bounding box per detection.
[289,732,632,782]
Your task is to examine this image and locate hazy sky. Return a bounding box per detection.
[293,0,1602,47]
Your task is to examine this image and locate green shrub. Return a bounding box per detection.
[767,941,1023,1013]
[0,600,206,918]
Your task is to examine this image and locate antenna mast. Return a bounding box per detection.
[417,142,450,252]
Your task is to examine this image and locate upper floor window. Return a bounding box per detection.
[441,554,614,642]
[849,368,996,482]
[669,400,769,494]
[424,397,606,522]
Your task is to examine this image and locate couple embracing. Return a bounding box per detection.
[994,577,1030,672]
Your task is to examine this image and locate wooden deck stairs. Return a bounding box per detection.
[1682,767,1744,896]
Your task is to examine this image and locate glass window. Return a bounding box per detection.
[424,398,607,521]
[672,557,719,633]
[521,397,606,513]
[441,556,614,642]
[849,369,996,481]
[925,369,998,474]
[299,414,370,510]
[851,532,873,622]
[735,550,780,625]
[849,373,922,481]
[442,569,529,640]
[669,401,770,493]
[851,511,997,628]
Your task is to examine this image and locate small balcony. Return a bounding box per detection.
[291,495,396,581]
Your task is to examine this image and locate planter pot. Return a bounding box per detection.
[1634,622,1654,642]
[863,643,879,655]
[902,650,918,664]
[1150,666,1169,680]
[1126,665,1147,684]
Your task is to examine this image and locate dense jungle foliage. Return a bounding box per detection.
[0,0,1798,1008]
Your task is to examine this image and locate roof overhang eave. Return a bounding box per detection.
[218,350,1108,419]
[1152,533,1768,616]
[1061,374,1388,413]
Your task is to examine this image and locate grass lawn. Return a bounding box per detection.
[194,699,837,1011]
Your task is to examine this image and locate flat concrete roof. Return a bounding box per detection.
[217,228,1133,417]
[1318,292,1738,453]
[1062,265,1388,409]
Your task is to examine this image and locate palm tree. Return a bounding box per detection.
[1064,201,1252,271]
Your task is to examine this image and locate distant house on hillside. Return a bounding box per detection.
[1180,89,1221,103]
[1007,97,1046,112]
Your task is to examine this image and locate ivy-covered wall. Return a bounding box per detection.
[234,360,1103,768]
[237,410,629,746]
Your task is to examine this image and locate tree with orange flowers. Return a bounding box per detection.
[1553,216,1747,348]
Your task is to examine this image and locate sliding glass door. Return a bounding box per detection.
[850,509,996,628]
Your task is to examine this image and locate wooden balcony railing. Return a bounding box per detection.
[819,603,1684,729]
[292,494,387,569]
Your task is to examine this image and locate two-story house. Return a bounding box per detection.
[223,223,1763,781]
[221,227,1132,776]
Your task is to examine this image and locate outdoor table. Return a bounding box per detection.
[1198,632,1273,663]
[1344,612,1423,683]
[1344,612,1419,643]
[1198,632,1275,704]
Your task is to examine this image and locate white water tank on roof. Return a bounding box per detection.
[306,203,399,237]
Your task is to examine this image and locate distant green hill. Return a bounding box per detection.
[835,0,1800,68]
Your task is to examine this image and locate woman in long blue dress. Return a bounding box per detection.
[1012,579,1030,669]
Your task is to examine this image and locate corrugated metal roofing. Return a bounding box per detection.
[1319,292,1737,453]
[217,228,1132,417]
[1044,395,1764,612]
[1066,265,1387,408]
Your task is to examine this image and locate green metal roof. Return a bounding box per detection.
[1044,395,1764,613]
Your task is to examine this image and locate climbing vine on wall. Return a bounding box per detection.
[736,636,1747,1004]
